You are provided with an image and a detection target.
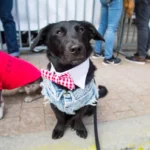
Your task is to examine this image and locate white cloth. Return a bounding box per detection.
[50,58,90,89]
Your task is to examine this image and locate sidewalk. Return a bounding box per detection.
[1,52,150,150]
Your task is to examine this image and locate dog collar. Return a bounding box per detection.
[45,58,90,89]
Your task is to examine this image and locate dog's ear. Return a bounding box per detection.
[80,21,105,41]
[30,24,54,50]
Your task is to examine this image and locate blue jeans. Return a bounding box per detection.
[0,0,19,56]
[94,0,123,59]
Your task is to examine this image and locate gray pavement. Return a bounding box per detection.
[1,114,150,150]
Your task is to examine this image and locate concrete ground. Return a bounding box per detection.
[1,51,150,150]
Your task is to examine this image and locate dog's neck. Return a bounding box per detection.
[47,59,96,87]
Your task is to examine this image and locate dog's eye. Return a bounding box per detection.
[79,27,84,33]
[56,30,62,35]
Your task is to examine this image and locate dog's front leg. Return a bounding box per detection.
[0,90,5,119]
[24,80,42,103]
[51,104,66,139]
[72,106,88,139]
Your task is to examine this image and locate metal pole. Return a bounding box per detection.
[46,0,50,24]
[26,0,31,48]
[83,0,86,20]
[65,0,68,20]
[36,0,40,32]
[132,24,136,43]
[56,0,59,22]
[125,17,132,43]
[0,26,3,50]
[92,0,96,24]
[15,0,22,49]
[74,0,77,20]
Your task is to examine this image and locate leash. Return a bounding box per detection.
[93,79,101,150]
[94,106,101,150]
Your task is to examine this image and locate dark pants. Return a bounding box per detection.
[0,0,19,56]
[135,0,150,58]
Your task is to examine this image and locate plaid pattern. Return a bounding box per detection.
[41,69,75,90]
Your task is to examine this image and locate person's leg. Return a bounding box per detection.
[125,0,150,64]
[145,1,150,60]
[104,0,123,60]
[145,20,150,61]
[0,0,19,56]
[94,0,108,56]
[135,1,150,58]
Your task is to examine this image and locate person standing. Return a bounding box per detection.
[125,0,150,64]
[92,0,123,65]
[0,0,19,57]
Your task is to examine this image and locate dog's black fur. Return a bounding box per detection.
[31,20,108,139]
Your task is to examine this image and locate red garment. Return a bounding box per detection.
[0,51,41,90]
[41,69,75,90]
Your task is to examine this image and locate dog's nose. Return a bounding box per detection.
[70,45,83,54]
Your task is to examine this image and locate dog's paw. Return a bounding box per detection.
[52,128,64,139]
[52,123,65,139]
[76,128,87,139]
[73,121,88,139]
[0,102,5,119]
[24,96,33,103]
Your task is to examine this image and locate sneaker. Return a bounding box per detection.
[92,52,104,59]
[102,56,121,66]
[32,45,47,52]
[125,56,146,64]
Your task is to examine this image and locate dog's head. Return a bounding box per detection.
[31,21,104,70]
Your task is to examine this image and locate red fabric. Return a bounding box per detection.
[41,69,75,90]
[0,51,41,90]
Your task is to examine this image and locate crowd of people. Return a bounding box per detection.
[0,0,150,65]
[93,0,150,65]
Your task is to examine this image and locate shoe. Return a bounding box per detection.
[32,45,47,52]
[102,56,121,66]
[92,52,104,59]
[125,56,146,64]
[134,52,150,62]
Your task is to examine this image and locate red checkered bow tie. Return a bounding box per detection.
[41,69,75,90]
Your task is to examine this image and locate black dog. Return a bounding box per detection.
[31,20,108,139]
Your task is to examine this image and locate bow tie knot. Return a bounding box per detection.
[41,69,75,90]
